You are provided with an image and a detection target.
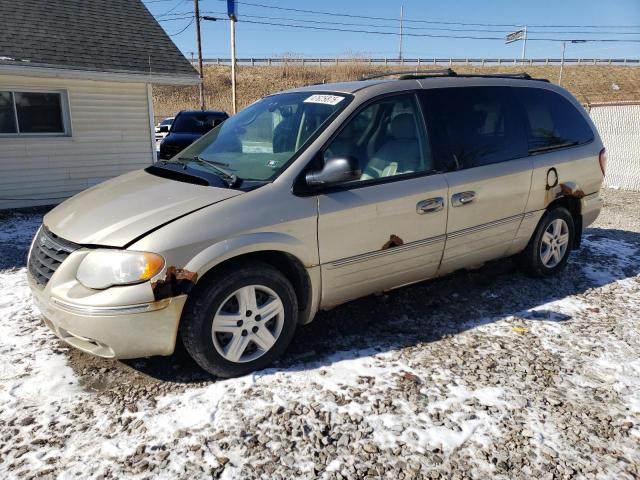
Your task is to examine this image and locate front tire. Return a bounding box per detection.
[522,206,575,278]
[180,261,298,378]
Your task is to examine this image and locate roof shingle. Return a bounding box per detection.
[0,0,198,79]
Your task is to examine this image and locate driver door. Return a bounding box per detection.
[316,93,449,307]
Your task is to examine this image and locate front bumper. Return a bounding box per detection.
[28,271,187,359]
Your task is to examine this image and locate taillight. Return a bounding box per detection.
[599,148,607,176]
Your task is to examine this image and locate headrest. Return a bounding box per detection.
[467,111,488,132]
[391,113,416,139]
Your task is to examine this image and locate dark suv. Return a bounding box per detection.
[159,110,228,160]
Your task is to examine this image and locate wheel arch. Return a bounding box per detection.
[546,195,582,249]
[183,234,318,324]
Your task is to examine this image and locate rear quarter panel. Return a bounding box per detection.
[519,84,604,228]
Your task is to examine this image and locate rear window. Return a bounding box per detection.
[514,88,594,152]
[420,86,527,170]
[172,113,226,134]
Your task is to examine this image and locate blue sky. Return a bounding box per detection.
[146,0,640,59]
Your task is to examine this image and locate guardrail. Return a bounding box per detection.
[196,57,640,67]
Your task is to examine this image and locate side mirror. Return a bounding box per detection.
[305,156,361,186]
[159,125,169,133]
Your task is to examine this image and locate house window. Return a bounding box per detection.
[0,90,71,136]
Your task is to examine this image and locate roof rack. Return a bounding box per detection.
[359,69,549,83]
[360,68,455,80]
[454,72,549,82]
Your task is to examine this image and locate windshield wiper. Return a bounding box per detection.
[179,155,238,187]
[161,158,188,169]
[203,159,231,167]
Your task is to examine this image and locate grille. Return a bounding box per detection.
[28,227,79,286]
[160,144,182,159]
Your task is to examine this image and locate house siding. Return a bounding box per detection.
[0,74,154,209]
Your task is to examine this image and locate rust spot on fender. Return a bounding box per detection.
[544,180,586,206]
[559,182,585,199]
[151,266,198,300]
[382,234,404,250]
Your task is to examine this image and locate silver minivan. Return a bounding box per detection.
[28,71,605,377]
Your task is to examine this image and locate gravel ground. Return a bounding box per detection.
[1,188,639,480]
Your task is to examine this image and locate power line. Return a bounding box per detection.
[198,11,640,36]
[156,0,187,16]
[157,15,194,22]
[238,19,502,40]
[168,17,195,35]
[211,0,640,29]
[156,10,192,17]
[236,18,640,42]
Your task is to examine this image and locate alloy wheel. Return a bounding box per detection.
[540,218,570,268]
[211,285,285,363]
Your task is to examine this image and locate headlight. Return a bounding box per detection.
[76,250,165,289]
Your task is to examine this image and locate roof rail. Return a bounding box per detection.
[359,69,549,83]
[360,68,456,80]
[454,72,549,82]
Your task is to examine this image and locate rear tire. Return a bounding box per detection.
[180,261,298,378]
[521,206,575,278]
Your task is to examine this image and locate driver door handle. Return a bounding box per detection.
[452,191,476,207]
[416,197,444,214]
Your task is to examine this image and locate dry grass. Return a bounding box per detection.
[153,63,640,118]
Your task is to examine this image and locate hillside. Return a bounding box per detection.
[153,64,640,118]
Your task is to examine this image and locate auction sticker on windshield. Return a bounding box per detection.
[304,94,345,105]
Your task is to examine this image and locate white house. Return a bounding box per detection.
[0,0,199,209]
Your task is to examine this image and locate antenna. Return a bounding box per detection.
[398,5,404,61]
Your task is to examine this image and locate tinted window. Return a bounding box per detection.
[14,92,64,133]
[1,91,67,135]
[420,87,527,170]
[172,113,226,134]
[515,88,594,152]
[0,92,16,133]
[324,93,432,183]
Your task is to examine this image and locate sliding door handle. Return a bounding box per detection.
[452,191,476,207]
[417,197,444,214]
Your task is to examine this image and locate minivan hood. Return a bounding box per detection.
[44,169,242,247]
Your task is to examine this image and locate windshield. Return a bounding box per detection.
[172,92,351,182]
[171,112,226,134]
[160,118,173,126]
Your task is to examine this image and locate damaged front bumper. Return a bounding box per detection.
[27,246,188,359]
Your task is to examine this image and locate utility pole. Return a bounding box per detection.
[559,41,566,86]
[194,0,205,110]
[230,15,237,114]
[558,40,586,86]
[398,5,404,61]
[202,11,235,114]
[521,25,527,65]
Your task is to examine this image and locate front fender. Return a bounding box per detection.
[184,231,318,278]
[182,232,322,324]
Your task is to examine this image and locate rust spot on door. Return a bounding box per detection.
[151,266,198,300]
[382,234,404,250]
